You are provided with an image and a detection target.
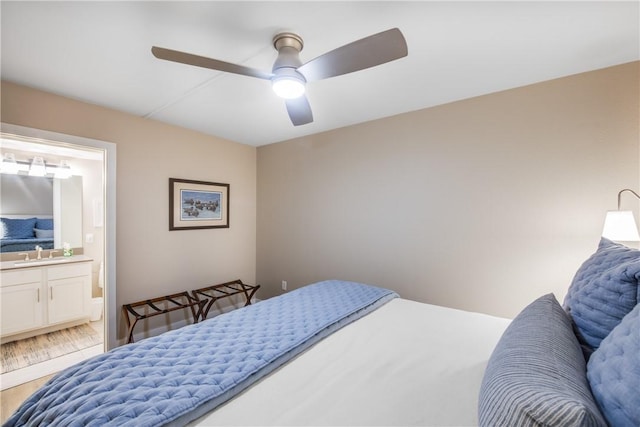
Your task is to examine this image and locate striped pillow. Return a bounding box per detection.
[478,293,606,427]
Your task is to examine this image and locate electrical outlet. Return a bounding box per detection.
[281,280,287,291]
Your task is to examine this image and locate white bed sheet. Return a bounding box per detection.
[191,298,511,426]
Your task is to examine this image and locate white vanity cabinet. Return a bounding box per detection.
[0,259,92,340]
[1,269,44,336]
[47,263,92,325]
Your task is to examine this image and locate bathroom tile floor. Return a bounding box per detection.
[0,342,103,390]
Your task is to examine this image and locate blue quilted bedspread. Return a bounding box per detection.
[5,280,397,427]
[0,237,53,252]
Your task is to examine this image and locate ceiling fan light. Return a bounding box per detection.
[272,76,305,99]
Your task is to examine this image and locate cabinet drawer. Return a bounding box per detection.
[47,262,91,281]
[1,268,42,287]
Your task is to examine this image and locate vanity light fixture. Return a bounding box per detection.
[0,152,73,178]
[0,153,19,174]
[602,189,640,242]
[29,156,47,177]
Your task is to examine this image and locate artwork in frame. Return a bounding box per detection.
[169,178,230,230]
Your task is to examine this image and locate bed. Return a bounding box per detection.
[5,238,639,427]
[189,296,509,427]
[0,216,54,253]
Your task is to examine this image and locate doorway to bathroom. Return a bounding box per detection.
[0,124,115,390]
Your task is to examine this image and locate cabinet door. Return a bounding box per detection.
[1,282,44,336]
[48,275,90,325]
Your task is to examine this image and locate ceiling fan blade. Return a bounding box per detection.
[297,28,407,82]
[151,46,273,80]
[285,96,314,126]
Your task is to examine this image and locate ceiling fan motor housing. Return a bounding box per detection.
[272,32,305,81]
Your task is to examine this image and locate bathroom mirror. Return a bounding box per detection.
[0,174,83,253]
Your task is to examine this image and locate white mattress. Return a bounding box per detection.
[190,298,510,426]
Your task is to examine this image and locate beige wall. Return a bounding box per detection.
[2,61,638,330]
[256,61,640,318]
[1,81,257,340]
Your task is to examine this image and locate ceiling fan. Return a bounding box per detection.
[151,28,408,126]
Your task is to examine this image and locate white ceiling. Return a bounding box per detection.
[1,1,638,147]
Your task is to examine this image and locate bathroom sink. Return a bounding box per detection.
[14,257,75,267]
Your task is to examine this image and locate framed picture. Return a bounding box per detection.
[169,178,230,230]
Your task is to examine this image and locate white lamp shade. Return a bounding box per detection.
[1,153,19,174]
[602,210,640,242]
[53,160,72,179]
[29,156,46,177]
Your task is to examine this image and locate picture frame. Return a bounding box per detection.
[169,178,230,230]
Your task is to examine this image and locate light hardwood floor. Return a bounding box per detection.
[1,374,54,423]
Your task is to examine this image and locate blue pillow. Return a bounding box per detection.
[587,303,640,427]
[35,218,54,230]
[563,238,640,354]
[0,217,37,239]
[479,293,607,427]
[34,228,54,239]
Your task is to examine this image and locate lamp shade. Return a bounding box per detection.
[1,153,19,174]
[602,210,640,242]
[53,160,72,179]
[29,156,46,177]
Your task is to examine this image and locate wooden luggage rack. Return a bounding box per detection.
[122,291,206,344]
[192,279,260,320]
[123,280,260,344]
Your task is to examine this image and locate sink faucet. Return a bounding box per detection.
[48,250,59,259]
[18,252,30,261]
[35,245,43,260]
